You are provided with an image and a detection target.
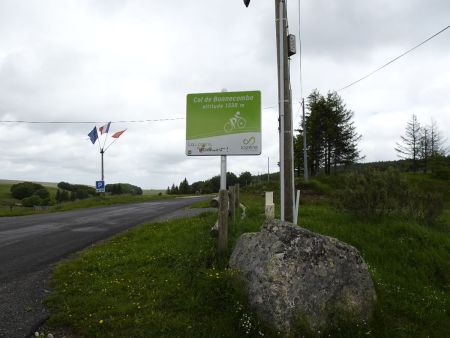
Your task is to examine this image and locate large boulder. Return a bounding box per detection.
[229,219,377,334]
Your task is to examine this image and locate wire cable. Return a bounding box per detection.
[0,117,185,124]
[337,25,450,92]
[0,105,288,125]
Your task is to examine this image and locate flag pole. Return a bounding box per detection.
[102,122,110,150]
[101,148,104,181]
[95,126,103,181]
[103,138,118,153]
[96,127,102,153]
[104,129,126,153]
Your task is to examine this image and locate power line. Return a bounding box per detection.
[0,105,288,125]
[337,25,450,92]
[0,117,185,124]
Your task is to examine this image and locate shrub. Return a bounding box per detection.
[10,182,46,200]
[298,179,331,195]
[335,168,444,225]
[57,181,72,191]
[105,183,143,195]
[34,188,50,199]
[57,182,96,200]
[21,195,43,207]
[41,197,54,206]
[428,155,450,180]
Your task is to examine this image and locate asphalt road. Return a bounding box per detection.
[0,196,209,338]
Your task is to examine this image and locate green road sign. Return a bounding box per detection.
[186,90,261,156]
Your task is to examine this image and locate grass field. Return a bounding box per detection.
[43,175,450,337]
[0,182,171,217]
[142,189,166,195]
[0,179,59,187]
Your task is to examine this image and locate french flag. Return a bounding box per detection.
[111,129,126,138]
[99,122,111,135]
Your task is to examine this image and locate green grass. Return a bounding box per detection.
[0,184,14,201]
[51,194,173,212]
[296,205,449,337]
[0,183,173,216]
[142,189,166,195]
[44,177,450,337]
[45,212,270,337]
[188,196,215,209]
[0,184,56,216]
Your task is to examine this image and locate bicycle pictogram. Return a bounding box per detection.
[224,111,246,133]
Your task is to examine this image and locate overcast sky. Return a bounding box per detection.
[0,0,449,189]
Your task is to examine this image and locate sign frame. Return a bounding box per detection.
[95,180,105,193]
[186,90,261,156]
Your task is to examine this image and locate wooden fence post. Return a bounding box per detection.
[218,189,229,253]
[235,183,240,208]
[229,186,236,223]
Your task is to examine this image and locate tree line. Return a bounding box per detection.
[293,90,448,177]
[55,182,143,203]
[395,114,448,175]
[167,171,252,195]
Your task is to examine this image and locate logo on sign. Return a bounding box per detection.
[241,136,258,151]
[243,136,256,145]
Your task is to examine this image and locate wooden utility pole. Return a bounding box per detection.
[275,0,294,222]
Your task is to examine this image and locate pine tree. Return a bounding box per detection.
[428,119,448,157]
[60,190,69,202]
[395,114,421,172]
[300,90,361,176]
[417,119,448,173]
[179,178,190,194]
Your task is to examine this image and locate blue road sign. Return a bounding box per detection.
[96,180,105,192]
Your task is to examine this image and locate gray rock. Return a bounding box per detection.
[229,219,377,334]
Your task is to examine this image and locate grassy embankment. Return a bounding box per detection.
[0,183,169,217]
[44,174,449,337]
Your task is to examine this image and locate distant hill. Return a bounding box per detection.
[0,179,59,188]
[143,189,165,195]
[1,180,166,193]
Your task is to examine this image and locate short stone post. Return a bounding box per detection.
[218,189,229,253]
[265,191,275,219]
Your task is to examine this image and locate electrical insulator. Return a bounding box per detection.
[288,34,296,56]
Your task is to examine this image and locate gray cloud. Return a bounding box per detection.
[0,0,448,188]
